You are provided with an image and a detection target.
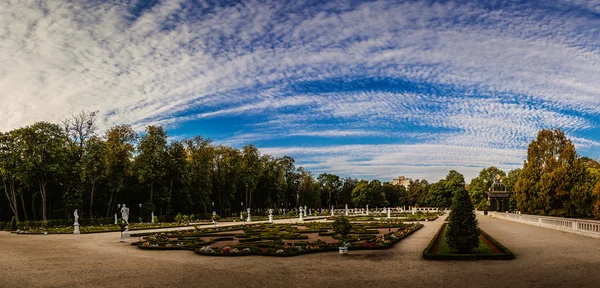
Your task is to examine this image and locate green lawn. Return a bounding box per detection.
[436,227,494,255]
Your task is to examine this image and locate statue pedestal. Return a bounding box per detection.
[73,223,80,235]
[123,225,130,237]
[268,215,273,223]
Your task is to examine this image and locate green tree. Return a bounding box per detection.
[339,177,358,207]
[0,131,22,221]
[135,126,167,205]
[163,141,188,216]
[504,169,521,210]
[82,137,106,218]
[407,179,429,206]
[62,111,98,217]
[21,122,67,221]
[446,187,479,253]
[468,167,506,208]
[382,182,400,207]
[514,129,586,216]
[317,173,342,208]
[104,125,136,217]
[185,136,214,214]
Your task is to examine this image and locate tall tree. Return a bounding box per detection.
[504,168,521,210]
[104,125,136,217]
[135,126,167,205]
[240,145,261,208]
[514,129,586,216]
[61,111,99,217]
[446,187,479,253]
[21,122,67,221]
[82,137,106,218]
[185,136,214,214]
[0,131,22,221]
[317,173,342,208]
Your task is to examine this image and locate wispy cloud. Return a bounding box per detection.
[1,0,598,181]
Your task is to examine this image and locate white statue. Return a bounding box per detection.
[246,208,251,222]
[114,213,118,224]
[73,209,79,224]
[121,204,129,223]
[345,204,348,216]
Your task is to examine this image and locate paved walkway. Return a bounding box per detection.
[0,216,599,287]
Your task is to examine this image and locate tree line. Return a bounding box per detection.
[2,115,598,222]
[0,112,443,222]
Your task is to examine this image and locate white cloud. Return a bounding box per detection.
[1,0,599,181]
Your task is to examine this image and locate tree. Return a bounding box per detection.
[446,187,479,253]
[504,169,521,210]
[135,126,167,204]
[593,177,600,219]
[163,141,188,217]
[467,177,487,208]
[82,137,106,218]
[514,129,586,216]
[0,131,22,221]
[240,145,261,208]
[339,177,358,206]
[21,122,67,221]
[351,180,387,207]
[382,182,400,207]
[317,173,341,208]
[468,167,506,208]
[104,125,136,217]
[407,179,429,206]
[332,216,352,243]
[62,111,99,217]
[185,136,214,214]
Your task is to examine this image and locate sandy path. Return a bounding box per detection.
[0,216,599,287]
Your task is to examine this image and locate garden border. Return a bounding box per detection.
[422,223,515,260]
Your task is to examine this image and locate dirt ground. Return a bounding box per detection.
[1,216,600,288]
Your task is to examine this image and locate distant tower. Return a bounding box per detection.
[391,176,411,189]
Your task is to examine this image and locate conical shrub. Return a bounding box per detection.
[446,188,479,253]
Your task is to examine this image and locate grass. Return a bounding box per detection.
[436,227,494,255]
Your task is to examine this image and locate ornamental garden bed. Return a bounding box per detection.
[134,221,423,257]
[327,214,440,222]
[14,222,200,235]
[422,223,515,260]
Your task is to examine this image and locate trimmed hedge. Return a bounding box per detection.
[15,217,114,229]
[422,223,515,260]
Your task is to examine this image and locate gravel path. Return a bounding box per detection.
[0,216,599,288]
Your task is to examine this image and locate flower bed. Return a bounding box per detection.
[422,223,515,260]
[136,222,423,257]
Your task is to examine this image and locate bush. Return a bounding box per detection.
[446,188,479,253]
[332,216,352,242]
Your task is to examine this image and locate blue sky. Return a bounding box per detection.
[1,0,599,181]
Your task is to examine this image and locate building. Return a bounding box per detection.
[487,175,510,212]
[391,176,412,189]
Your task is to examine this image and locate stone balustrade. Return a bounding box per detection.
[482,211,600,239]
[331,206,441,215]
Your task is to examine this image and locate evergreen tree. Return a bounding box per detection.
[446,188,479,253]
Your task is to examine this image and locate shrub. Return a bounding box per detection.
[153,216,159,223]
[332,216,352,243]
[446,188,479,253]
